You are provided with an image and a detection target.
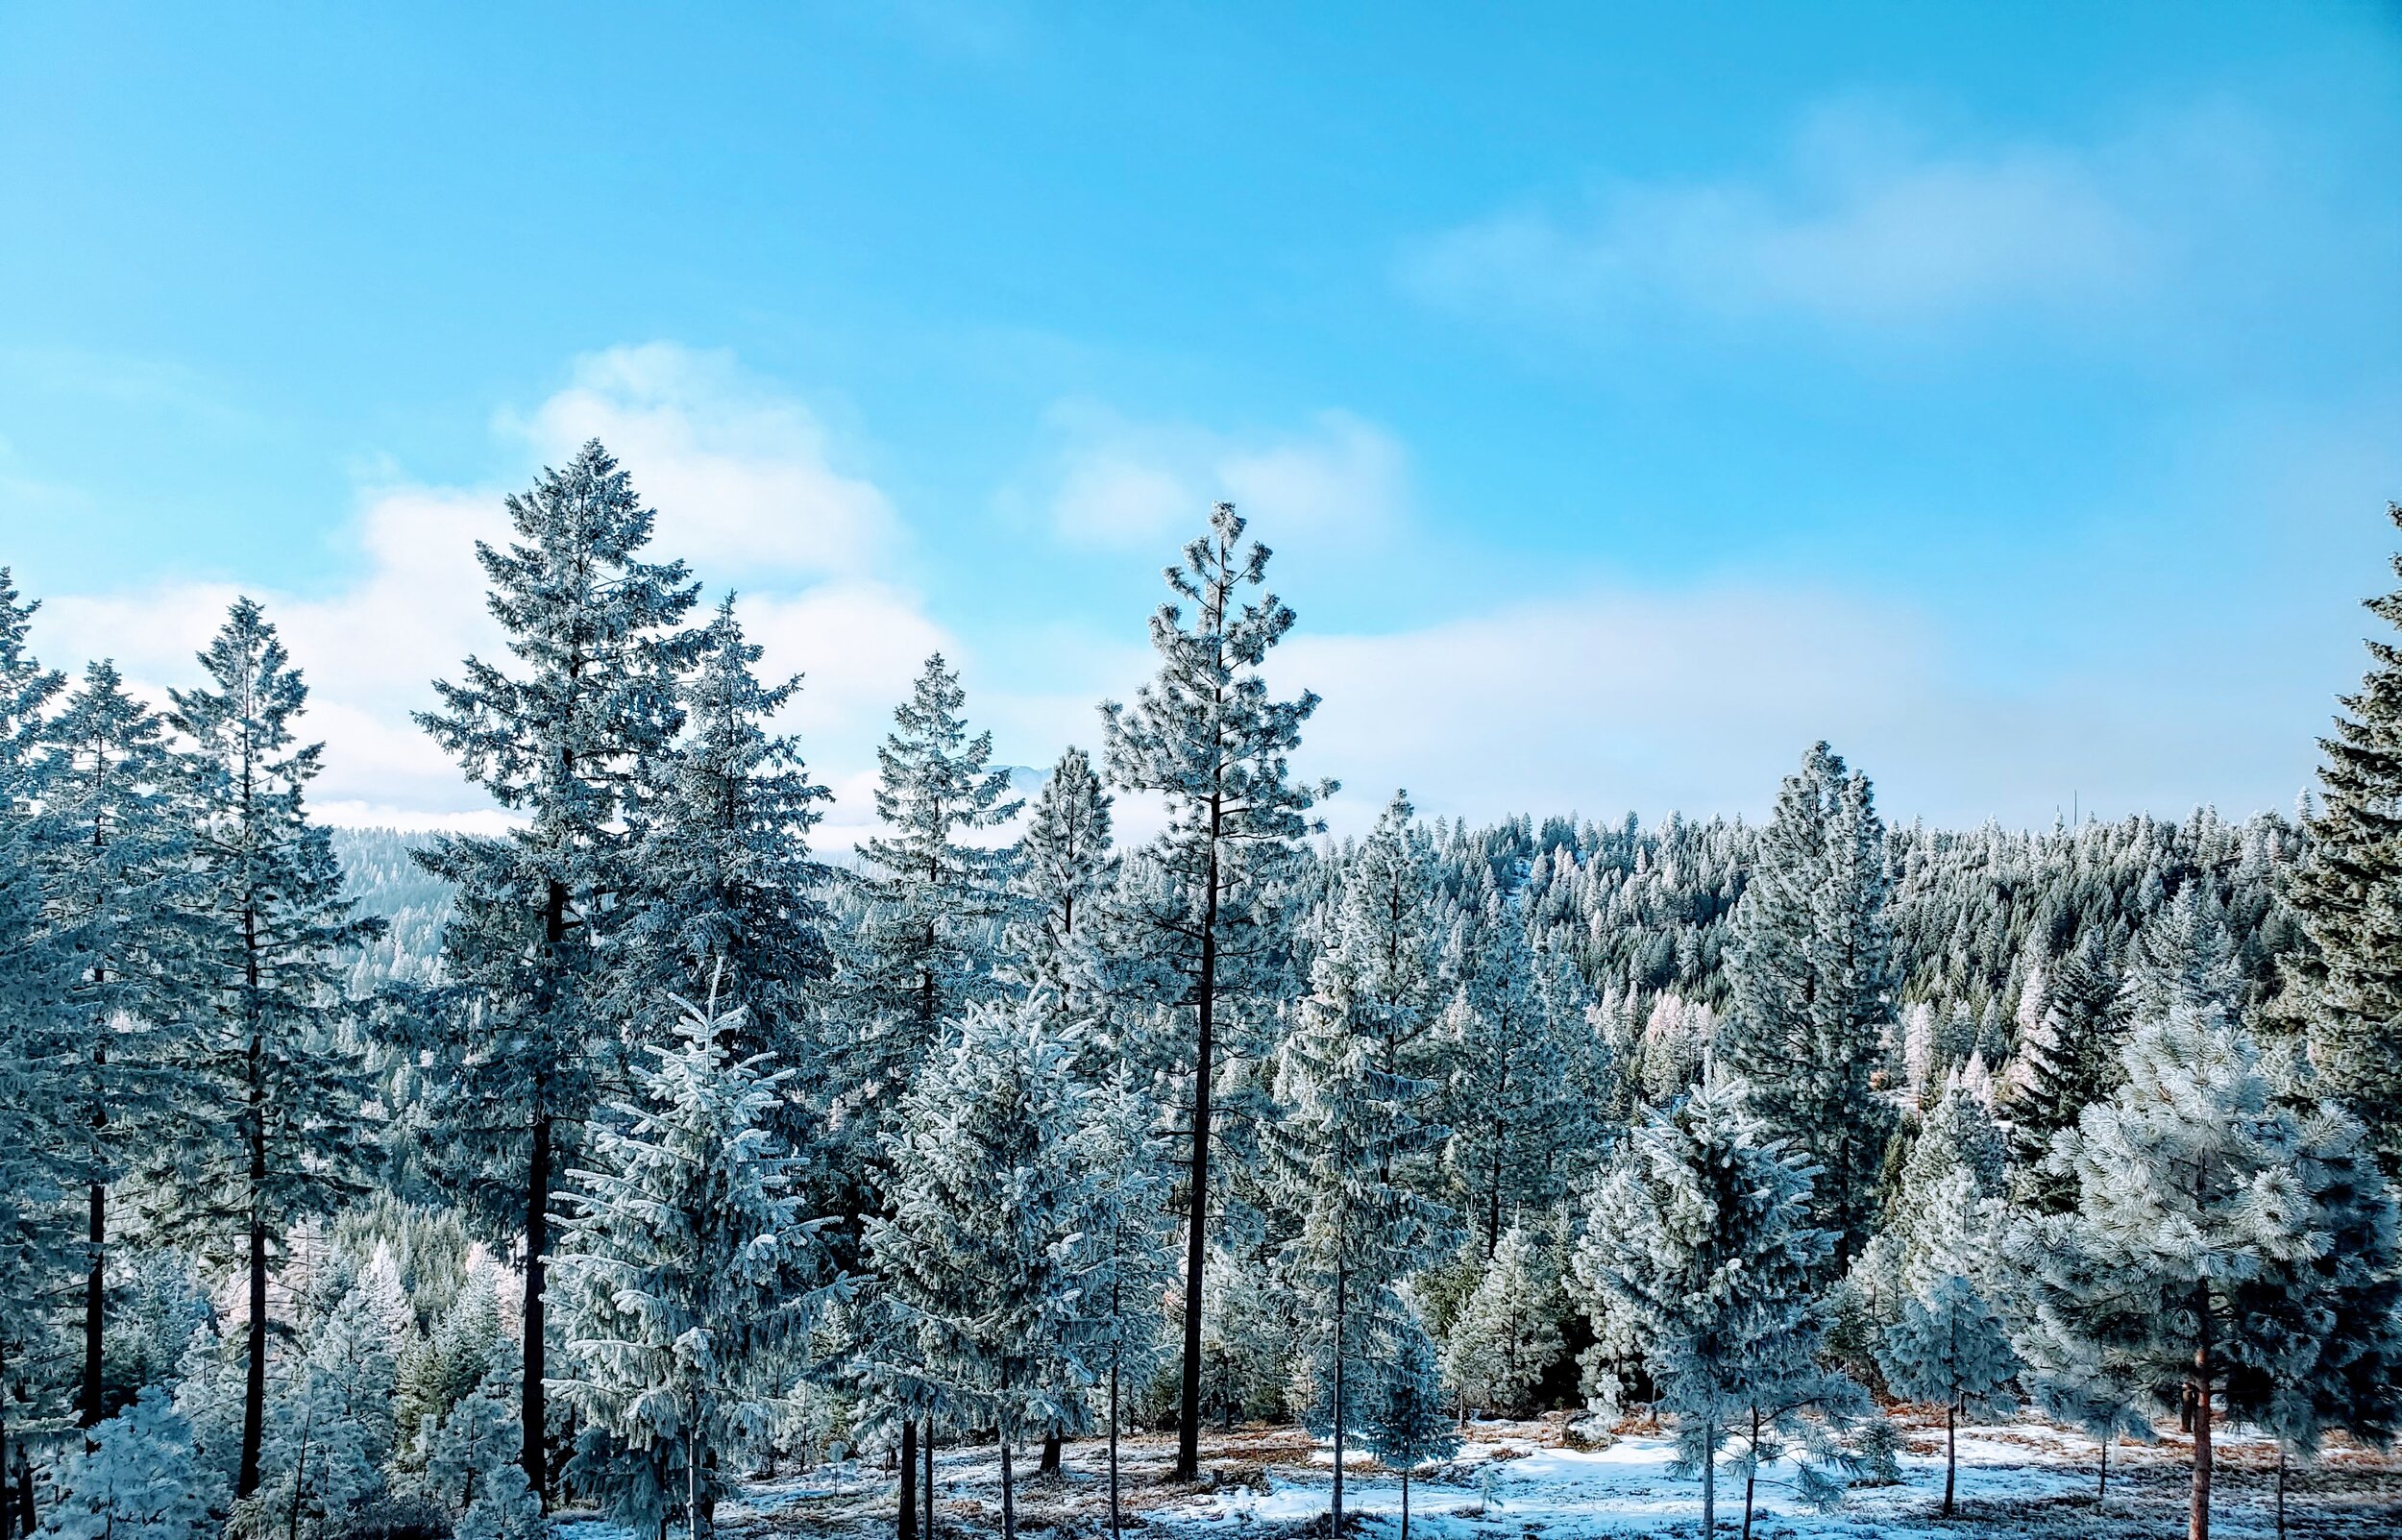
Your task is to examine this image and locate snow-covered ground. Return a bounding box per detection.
[572,1414,2402,1540]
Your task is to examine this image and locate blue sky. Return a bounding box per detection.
[3,2,2398,838]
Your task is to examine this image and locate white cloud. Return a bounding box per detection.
[33,346,955,833]
[510,343,898,579]
[1400,100,2152,338]
[1039,403,1409,550]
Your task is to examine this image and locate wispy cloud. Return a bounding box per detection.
[1399,99,2184,344]
[1033,402,1410,552]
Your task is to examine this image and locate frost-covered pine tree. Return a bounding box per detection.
[0,570,72,1494]
[404,439,701,1496]
[1571,1076,1861,1538]
[551,989,842,1540]
[1721,743,1896,1264]
[1361,1319,1457,1540]
[617,596,834,1096]
[1003,746,1115,1047]
[1329,792,1444,1073]
[846,652,1021,1125]
[2287,502,2402,1164]
[250,1260,408,1540]
[36,1386,226,1540]
[1100,502,1326,1478]
[146,599,376,1500]
[1072,1066,1176,1540]
[1876,1270,2018,1516]
[37,660,204,1430]
[1262,961,1455,1536]
[2009,969,2402,1540]
[2000,933,2123,1209]
[1440,873,1580,1255]
[865,997,1099,1540]
[1439,1226,1562,1419]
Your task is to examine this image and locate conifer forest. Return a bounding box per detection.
[4,445,2402,1540]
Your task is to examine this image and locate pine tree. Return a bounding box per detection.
[2000,932,2122,1208]
[551,988,841,1540]
[141,599,376,1501]
[35,1386,226,1540]
[1439,1226,1563,1419]
[1100,502,1326,1479]
[1570,1076,1860,1538]
[0,571,71,1507]
[37,661,203,1430]
[864,998,1099,1540]
[1721,743,1897,1265]
[250,1261,408,1540]
[2287,503,2402,1164]
[1262,953,1455,1536]
[1073,1067,1176,1540]
[1329,792,1444,1074]
[402,439,701,1498]
[2010,987,2402,1540]
[1361,1319,1457,1540]
[617,596,834,1090]
[1876,1272,2018,1517]
[1005,746,1114,1010]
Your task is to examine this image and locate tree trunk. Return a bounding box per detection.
[2276,1447,2288,1540]
[239,1027,269,1500]
[1700,1418,1715,1536]
[899,1420,917,1540]
[81,1175,103,1430]
[523,1110,552,1504]
[1400,1473,1410,1540]
[2190,1297,2213,1540]
[1741,1406,1758,1540]
[1174,819,1221,1483]
[2098,1436,2109,1503]
[924,1422,935,1540]
[1943,1401,1957,1517]
[1109,1366,1121,1540]
[12,1445,30,1540]
[1040,1431,1061,1476]
[1331,1262,1346,1537]
[999,1439,1015,1540]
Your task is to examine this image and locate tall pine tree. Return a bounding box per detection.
[150,599,376,1500]
[403,439,701,1498]
[1101,503,1325,1478]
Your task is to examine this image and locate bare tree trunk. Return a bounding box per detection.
[999,1439,1016,1540]
[524,1109,551,1504]
[924,1422,935,1540]
[2190,1294,2213,1540]
[899,1420,917,1540]
[1175,823,1221,1482]
[2098,1436,2109,1503]
[1331,1263,1345,1537]
[1741,1407,1758,1540]
[239,1022,269,1500]
[1700,1419,1715,1537]
[1400,1473,1409,1540]
[1943,1401,1957,1517]
[1109,1366,1121,1540]
[1040,1432,1061,1476]
[81,1176,103,1431]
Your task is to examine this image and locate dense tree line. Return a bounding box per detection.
[3,457,2401,1540]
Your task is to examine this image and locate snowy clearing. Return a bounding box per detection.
[626,1415,2402,1540]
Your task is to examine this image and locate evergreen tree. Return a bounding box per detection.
[1262,959,1454,1536]
[36,1387,226,1540]
[551,989,841,1540]
[1876,1273,2018,1516]
[249,1261,408,1540]
[1073,1068,1176,1540]
[148,599,376,1501]
[0,572,71,1505]
[402,439,701,1497]
[1329,792,1444,1074]
[2010,990,2402,1540]
[849,652,1021,1093]
[2000,933,2123,1208]
[1100,502,1326,1478]
[37,661,202,1430]
[617,596,834,1088]
[1361,1320,1457,1540]
[1571,1076,1860,1538]
[1439,1226,1563,1419]
[1004,746,1114,1014]
[864,998,1098,1540]
[2286,502,2402,1164]
[1721,743,1896,1265]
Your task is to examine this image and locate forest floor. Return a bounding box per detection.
[561,1412,2402,1540]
